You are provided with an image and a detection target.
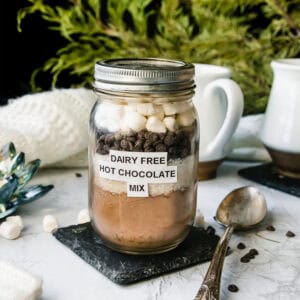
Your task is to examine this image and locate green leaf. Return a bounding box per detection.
[0,175,19,206]
[0,142,16,160]
[13,184,54,206]
[15,159,41,190]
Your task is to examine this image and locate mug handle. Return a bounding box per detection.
[202,78,244,160]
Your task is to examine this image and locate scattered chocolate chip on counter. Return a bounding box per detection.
[240,255,250,263]
[240,248,259,263]
[266,225,276,231]
[206,226,216,236]
[249,248,259,256]
[286,231,295,237]
[237,242,246,249]
[228,284,239,292]
[75,173,82,178]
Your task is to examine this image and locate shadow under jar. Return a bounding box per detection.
[89,58,199,254]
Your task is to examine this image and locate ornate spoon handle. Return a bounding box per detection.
[194,224,235,300]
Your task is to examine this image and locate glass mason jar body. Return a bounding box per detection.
[89,58,199,254]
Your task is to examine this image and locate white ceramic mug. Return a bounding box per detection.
[260,59,300,178]
[193,64,244,180]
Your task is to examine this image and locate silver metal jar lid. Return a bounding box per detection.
[94,58,195,93]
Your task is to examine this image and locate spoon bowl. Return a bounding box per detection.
[216,186,267,230]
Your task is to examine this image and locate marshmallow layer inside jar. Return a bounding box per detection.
[89,58,199,254]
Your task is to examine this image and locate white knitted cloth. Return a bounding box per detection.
[0,88,96,167]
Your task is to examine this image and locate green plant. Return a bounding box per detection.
[18,0,300,114]
[0,142,53,219]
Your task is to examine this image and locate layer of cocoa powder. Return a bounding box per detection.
[91,184,196,251]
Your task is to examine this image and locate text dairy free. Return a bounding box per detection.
[97,150,177,196]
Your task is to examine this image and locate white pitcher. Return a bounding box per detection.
[193,64,244,180]
[260,59,300,178]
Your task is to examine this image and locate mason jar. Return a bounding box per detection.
[89,58,199,254]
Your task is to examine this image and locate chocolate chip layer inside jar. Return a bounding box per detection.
[89,58,198,254]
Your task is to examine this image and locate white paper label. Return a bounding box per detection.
[97,150,177,197]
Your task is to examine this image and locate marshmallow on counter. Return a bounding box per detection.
[163,116,178,132]
[0,221,22,240]
[6,215,24,230]
[146,116,167,133]
[77,209,91,224]
[177,109,195,127]
[0,261,43,300]
[162,102,190,115]
[124,111,147,132]
[43,215,58,233]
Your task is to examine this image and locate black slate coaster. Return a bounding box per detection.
[53,223,219,285]
[239,163,300,197]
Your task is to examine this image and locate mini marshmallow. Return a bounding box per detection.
[94,103,124,131]
[136,103,164,120]
[125,111,147,132]
[163,117,178,132]
[146,116,167,133]
[6,215,24,230]
[136,103,156,116]
[162,102,190,115]
[99,118,121,132]
[176,109,195,127]
[0,221,22,240]
[153,106,164,120]
[43,215,58,233]
[77,209,91,224]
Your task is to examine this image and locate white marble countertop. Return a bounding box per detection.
[1,161,300,300]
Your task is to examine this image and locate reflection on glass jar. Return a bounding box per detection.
[89,58,199,254]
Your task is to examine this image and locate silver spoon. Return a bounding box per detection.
[194,186,267,300]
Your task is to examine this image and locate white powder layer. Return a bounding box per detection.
[93,154,197,196]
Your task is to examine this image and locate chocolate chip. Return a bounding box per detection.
[103,145,110,153]
[127,141,134,151]
[156,143,167,152]
[286,231,295,237]
[237,242,246,249]
[113,140,120,148]
[158,132,166,141]
[75,173,82,178]
[266,225,276,231]
[144,140,153,149]
[180,147,190,158]
[249,249,259,256]
[240,255,250,263]
[228,284,239,292]
[164,133,176,146]
[134,140,144,150]
[99,134,106,142]
[126,136,136,143]
[144,131,152,140]
[144,146,155,152]
[120,139,129,150]
[137,130,147,139]
[206,226,216,236]
[105,134,115,145]
[148,132,159,143]
[168,146,178,158]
